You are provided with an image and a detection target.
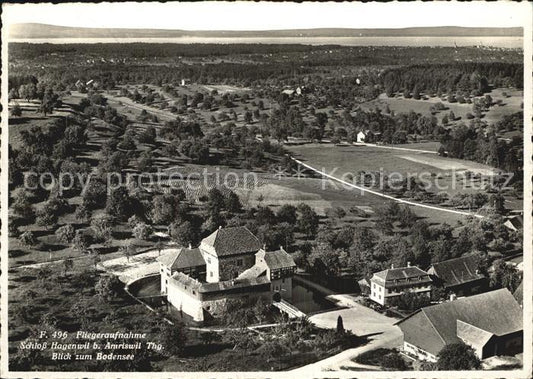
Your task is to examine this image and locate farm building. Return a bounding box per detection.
[504,215,523,231]
[282,89,296,96]
[513,281,523,307]
[158,226,297,322]
[369,263,432,306]
[356,131,367,143]
[427,254,488,297]
[396,289,523,362]
[181,78,191,86]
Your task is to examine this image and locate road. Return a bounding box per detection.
[105,93,178,121]
[291,157,484,219]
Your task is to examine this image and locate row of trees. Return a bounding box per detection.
[294,201,520,285]
[381,63,523,97]
[438,112,523,174]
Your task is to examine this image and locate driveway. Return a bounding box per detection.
[292,300,403,373]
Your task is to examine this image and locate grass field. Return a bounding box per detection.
[284,143,521,224]
[360,88,523,127]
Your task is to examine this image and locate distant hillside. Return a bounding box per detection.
[9,23,523,39]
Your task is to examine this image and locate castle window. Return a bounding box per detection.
[210,271,213,277]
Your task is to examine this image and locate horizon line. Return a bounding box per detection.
[11,22,525,32]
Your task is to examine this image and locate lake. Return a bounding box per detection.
[9,36,523,48]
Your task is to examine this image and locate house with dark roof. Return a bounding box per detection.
[159,227,297,322]
[396,289,523,362]
[513,281,523,307]
[427,254,488,296]
[369,263,433,306]
[504,215,523,231]
[238,248,297,301]
[200,226,262,283]
[157,246,206,294]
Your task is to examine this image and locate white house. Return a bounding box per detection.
[369,264,432,306]
[356,131,367,143]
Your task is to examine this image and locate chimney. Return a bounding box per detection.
[450,293,457,302]
[407,261,411,267]
[263,243,266,250]
[279,245,284,251]
[391,264,394,269]
[188,243,192,249]
[218,225,222,230]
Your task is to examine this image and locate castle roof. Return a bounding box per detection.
[157,247,205,270]
[201,226,262,257]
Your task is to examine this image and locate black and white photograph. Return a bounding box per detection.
[1,1,531,378]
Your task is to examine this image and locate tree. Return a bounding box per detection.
[8,87,19,101]
[19,231,37,247]
[132,222,153,240]
[95,275,124,300]
[120,243,136,263]
[277,204,297,225]
[10,103,22,117]
[437,342,481,370]
[308,243,342,277]
[63,258,73,276]
[82,179,107,210]
[244,110,253,124]
[151,194,181,225]
[106,187,132,221]
[55,224,76,244]
[36,205,59,229]
[72,230,91,253]
[224,191,242,213]
[207,188,225,215]
[91,214,113,242]
[158,322,188,356]
[200,331,221,345]
[389,292,431,312]
[297,203,319,237]
[75,203,92,222]
[336,315,345,334]
[118,129,136,150]
[170,221,197,246]
[448,110,456,121]
[40,89,58,116]
[490,259,522,292]
[381,350,408,370]
[19,83,37,101]
[138,151,154,172]
[12,189,34,220]
[137,125,157,144]
[259,340,290,368]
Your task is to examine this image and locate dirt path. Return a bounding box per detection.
[357,142,437,154]
[291,157,483,219]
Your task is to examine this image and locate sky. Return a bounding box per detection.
[2,1,530,30]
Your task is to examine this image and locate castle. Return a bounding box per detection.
[158,226,296,322]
